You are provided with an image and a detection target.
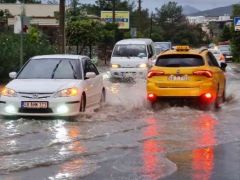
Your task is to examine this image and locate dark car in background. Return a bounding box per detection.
[218,44,232,62]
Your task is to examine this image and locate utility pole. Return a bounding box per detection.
[150,12,153,38]
[59,0,65,53]
[112,0,116,23]
[138,0,142,33]
[20,2,24,68]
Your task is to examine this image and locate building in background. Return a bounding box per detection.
[0,3,60,43]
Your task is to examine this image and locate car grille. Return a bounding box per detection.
[18,108,53,113]
[18,92,54,99]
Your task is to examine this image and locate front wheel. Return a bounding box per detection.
[100,89,106,106]
[79,94,86,112]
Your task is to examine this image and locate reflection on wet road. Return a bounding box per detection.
[0,64,240,180]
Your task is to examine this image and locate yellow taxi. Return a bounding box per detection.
[147,46,227,109]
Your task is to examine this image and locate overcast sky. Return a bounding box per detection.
[79,0,240,11]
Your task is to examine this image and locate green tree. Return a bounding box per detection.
[66,19,102,55]
[231,4,240,62]
[0,31,56,81]
[153,1,207,46]
[220,25,232,41]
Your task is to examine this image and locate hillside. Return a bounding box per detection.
[190,5,233,16]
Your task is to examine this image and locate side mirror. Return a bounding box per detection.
[220,62,227,71]
[85,72,96,79]
[9,72,17,79]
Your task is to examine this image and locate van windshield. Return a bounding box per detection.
[112,44,147,57]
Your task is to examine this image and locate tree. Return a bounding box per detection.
[231,4,240,62]
[66,19,102,56]
[153,1,207,46]
[0,31,56,81]
[220,25,232,42]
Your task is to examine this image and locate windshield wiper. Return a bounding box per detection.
[68,61,78,79]
[51,60,62,79]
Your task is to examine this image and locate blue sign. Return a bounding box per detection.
[234,17,240,31]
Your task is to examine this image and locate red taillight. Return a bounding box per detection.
[147,93,157,102]
[193,70,213,78]
[147,70,165,78]
[204,93,212,99]
[200,92,215,104]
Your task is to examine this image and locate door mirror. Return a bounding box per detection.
[220,62,227,71]
[9,72,17,79]
[85,72,96,79]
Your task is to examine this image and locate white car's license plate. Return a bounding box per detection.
[21,101,48,109]
[168,75,188,81]
[226,56,232,58]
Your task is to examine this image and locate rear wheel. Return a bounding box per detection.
[215,86,226,109]
[79,94,86,112]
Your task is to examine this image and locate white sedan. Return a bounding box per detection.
[0,55,106,117]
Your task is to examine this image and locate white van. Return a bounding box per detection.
[110,38,156,78]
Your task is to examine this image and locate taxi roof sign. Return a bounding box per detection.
[175,45,190,51]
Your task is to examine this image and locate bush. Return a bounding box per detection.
[0,31,57,82]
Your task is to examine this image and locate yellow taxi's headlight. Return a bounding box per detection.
[111,64,120,68]
[57,87,79,97]
[138,63,147,68]
[1,87,17,97]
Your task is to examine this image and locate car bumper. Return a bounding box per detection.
[147,82,217,97]
[110,68,148,78]
[0,96,80,117]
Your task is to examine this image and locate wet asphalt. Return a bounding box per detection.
[0,63,240,180]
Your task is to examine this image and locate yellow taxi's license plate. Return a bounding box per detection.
[168,75,188,81]
[21,101,48,109]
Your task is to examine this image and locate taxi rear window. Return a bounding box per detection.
[156,54,204,67]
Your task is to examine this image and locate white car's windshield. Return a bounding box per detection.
[112,44,147,58]
[17,58,81,79]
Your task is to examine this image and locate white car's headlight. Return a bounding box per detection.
[56,87,79,97]
[1,87,17,97]
[138,63,147,68]
[111,64,120,68]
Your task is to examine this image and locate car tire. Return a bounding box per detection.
[100,88,106,106]
[215,87,226,109]
[79,94,86,112]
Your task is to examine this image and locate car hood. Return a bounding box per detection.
[6,79,82,93]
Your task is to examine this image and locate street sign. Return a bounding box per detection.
[14,16,30,34]
[234,17,240,31]
[101,11,129,29]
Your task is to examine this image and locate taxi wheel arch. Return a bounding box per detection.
[79,92,86,112]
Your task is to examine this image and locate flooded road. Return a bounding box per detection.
[0,64,240,180]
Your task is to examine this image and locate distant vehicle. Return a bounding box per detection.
[154,42,172,55]
[208,48,225,65]
[110,38,156,78]
[147,46,227,110]
[218,44,232,62]
[0,55,106,118]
